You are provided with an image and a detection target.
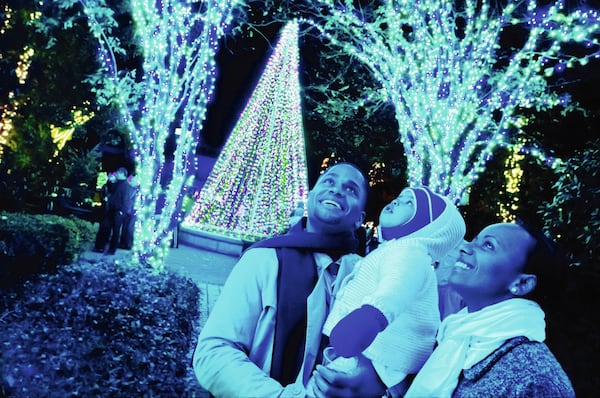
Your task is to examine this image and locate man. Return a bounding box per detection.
[193,163,386,397]
[93,169,123,254]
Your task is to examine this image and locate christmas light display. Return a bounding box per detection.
[1,7,93,160]
[16,46,35,84]
[182,20,309,241]
[499,142,525,222]
[306,0,599,204]
[82,0,242,268]
[0,5,33,159]
[50,108,95,155]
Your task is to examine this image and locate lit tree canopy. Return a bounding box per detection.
[0,0,106,211]
[302,0,600,203]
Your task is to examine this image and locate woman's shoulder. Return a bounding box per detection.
[456,337,575,398]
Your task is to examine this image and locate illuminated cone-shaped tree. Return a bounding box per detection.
[182,21,309,240]
[305,0,599,204]
[80,0,242,268]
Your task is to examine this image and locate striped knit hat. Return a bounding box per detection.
[379,186,466,261]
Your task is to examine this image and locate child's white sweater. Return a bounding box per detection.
[323,237,440,385]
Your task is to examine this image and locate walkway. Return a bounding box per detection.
[163,244,238,325]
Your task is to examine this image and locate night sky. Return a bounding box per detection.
[199,24,283,155]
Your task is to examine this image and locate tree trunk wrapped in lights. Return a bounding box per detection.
[82,0,242,268]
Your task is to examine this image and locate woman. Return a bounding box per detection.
[405,221,575,397]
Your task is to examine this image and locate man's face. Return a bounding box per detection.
[306,164,367,234]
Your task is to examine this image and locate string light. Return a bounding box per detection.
[84,0,242,269]
[499,142,525,222]
[306,0,599,204]
[0,4,38,159]
[182,21,309,241]
[50,108,95,155]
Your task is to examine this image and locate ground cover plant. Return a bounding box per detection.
[0,256,206,397]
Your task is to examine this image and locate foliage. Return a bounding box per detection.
[539,139,600,269]
[57,137,103,206]
[0,0,106,211]
[462,141,558,234]
[302,51,407,184]
[539,140,600,396]
[0,258,204,397]
[307,0,599,201]
[0,212,96,287]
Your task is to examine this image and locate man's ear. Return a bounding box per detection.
[509,274,537,296]
[355,211,366,230]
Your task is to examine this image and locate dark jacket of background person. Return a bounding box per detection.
[119,176,138,250]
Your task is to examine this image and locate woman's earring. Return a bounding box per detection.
[510,287,518,294]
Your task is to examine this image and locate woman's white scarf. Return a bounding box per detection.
[405,299,545,398]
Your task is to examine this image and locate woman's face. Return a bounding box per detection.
[378,189,416,228]
[448,223,536,311]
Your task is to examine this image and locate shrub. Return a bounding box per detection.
[536,139,600,396]
[538,139,600,269]
[0,258,204,397]
[0,212,95,287]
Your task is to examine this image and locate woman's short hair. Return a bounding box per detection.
[517,218,568,309]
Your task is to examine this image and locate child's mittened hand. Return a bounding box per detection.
[330,304,388,357]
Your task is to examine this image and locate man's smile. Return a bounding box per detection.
[321,198,344,210]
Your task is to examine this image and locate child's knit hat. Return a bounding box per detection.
[379,186,466,261]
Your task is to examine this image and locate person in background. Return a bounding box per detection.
[288,201,306,229]
[310,186,466,397]
[193,163,388,397]
[93,171,117,253]
[101,167,129,255]
[405,221,575,397]
[119,174,138,250]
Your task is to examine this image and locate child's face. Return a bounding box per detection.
[379,189,416,228]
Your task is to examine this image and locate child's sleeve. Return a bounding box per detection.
[360,242,431,322]
[328,243,432,358]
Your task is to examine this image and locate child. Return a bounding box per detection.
[318,186,466,392]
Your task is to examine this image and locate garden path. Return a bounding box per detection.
[163,244,238,326]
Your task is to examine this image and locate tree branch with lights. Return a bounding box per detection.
[247,0,598,204]
[302,0,599,203]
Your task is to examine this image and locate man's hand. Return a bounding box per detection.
[310,354,386,398]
